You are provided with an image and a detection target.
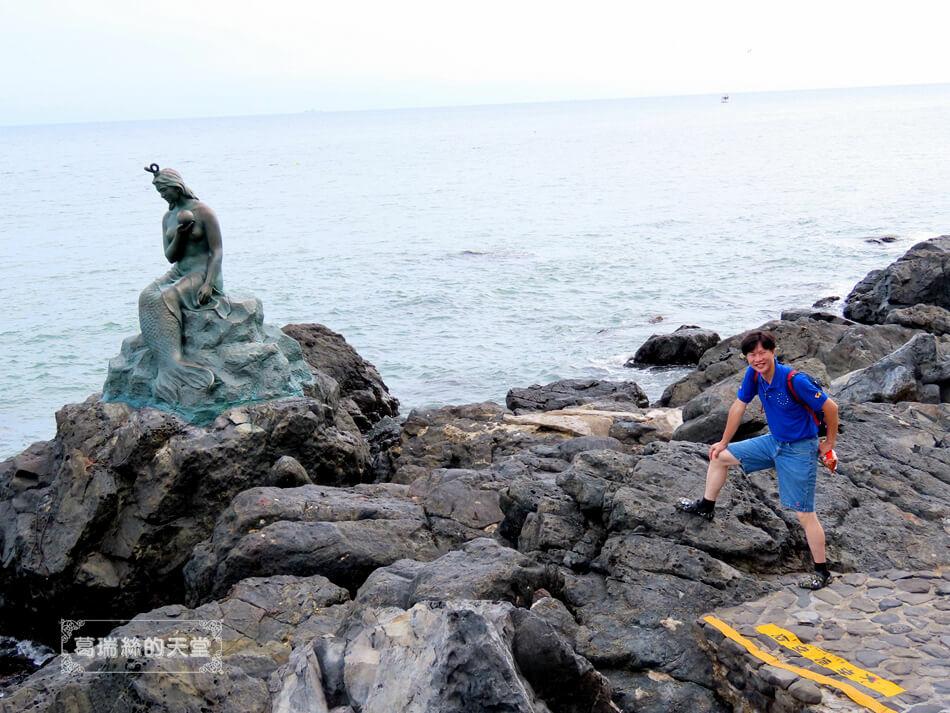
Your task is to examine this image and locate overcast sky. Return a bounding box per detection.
[3,0,950,125]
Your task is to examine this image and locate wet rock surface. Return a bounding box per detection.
[627,324,721,367]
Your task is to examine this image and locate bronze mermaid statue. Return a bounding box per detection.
[140,164,229,402]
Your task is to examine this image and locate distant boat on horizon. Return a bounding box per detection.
[721,94,730,103]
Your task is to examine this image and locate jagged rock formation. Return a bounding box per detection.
[0,394,368,646]
[0,574,350,713]
[282,323,399,432]
[831,332,950,404]
[0,324,393,644]
[843,234,950,324]
[5,235,950,712]
[2,545,614,713]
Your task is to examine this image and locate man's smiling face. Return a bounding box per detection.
[745,344,775,375]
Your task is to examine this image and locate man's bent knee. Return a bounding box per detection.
[712,449,740,467]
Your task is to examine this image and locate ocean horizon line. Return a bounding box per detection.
[4,79,950,130]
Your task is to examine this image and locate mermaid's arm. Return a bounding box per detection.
[163,215,189,264]
[197,205,223,303]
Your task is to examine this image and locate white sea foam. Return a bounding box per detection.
[0,635,55,667]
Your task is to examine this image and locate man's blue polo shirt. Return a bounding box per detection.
[737,363,827,442]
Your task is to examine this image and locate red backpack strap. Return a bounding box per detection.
[786,369,820,427]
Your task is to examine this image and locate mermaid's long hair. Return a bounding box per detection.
[145,163,198,206]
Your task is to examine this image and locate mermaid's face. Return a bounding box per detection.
[156,183,180,203]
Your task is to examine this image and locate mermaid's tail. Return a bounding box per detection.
[139,280,215,403]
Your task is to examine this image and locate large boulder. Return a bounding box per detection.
[626,325,721,367]
[103,297,313,423]
[818,400,950,572]
[283,323,399,432]
[374,424,603,544]
[672,372,769,443]
[407,467,509,544]
[830,332,950,404]
[0,392,368,644]
[506,379,649,412]
[184,483,442,604]
[844,234,950,325]
[885,303,950,335]
[343,601,553,713]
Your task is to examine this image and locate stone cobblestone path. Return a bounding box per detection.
[699,569,950,713]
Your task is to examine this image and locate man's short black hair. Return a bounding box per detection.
[740,330,776,355]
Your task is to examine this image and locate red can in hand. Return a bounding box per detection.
[820,448,838,473]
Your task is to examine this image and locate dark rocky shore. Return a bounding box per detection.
[1,237,949,712]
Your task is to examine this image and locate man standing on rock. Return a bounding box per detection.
[676,330,839,590]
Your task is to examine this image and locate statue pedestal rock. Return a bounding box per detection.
[102,164,312,421]
[103,295,313,422]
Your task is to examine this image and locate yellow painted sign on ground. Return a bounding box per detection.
[756,623,905,697]
[703,616,901,713]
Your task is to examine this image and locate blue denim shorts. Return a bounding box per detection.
[726,434,819,512]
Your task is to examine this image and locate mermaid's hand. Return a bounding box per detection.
[197,283,213,304]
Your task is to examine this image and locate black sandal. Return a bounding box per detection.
[798,571,833,590]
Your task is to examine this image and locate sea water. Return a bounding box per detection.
[2,84,950,459]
